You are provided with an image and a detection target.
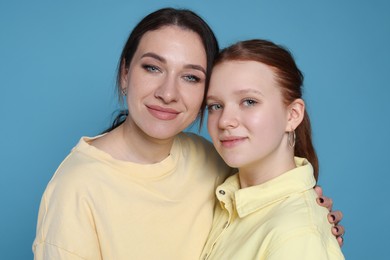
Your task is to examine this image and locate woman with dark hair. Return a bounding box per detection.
[202,39,345,259]
[33,8,343,260]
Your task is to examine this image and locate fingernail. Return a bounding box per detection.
[319,197,324,203]
[334,226,339,233]
[331,214,336,221]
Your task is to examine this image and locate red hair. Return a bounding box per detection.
[214,39,319,180]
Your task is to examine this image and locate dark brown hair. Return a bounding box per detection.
[215,39,319,180]
[106,7,219,132]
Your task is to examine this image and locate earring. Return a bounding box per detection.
[121,88,127,96]
[288,130,296,148]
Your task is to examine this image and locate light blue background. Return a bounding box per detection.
[1,0,389,259]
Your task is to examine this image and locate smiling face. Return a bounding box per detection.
[207,60,292,173]
[122,26,207,141]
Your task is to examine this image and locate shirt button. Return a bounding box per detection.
[219,190,226,195]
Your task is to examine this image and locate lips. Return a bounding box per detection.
[219,136,247,148]
[146,105,180,120]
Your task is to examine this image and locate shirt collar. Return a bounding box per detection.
[216,157,316,218]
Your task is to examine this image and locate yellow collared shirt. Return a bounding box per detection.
[201,157,345,260]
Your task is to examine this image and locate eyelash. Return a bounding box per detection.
[207,103,222,112]
[242,99,258,107]
[183,74,201,83]
[142,64,160,73]
[142,64,201,83]
[207,99,258,112]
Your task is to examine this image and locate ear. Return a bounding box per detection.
[120,59,129,87]
[286,98,305,131]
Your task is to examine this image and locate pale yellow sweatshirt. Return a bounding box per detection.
[33,132,231,260]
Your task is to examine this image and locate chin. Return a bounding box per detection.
[148,132,179,140]
[145,127,183,140]
[220,155,245,169]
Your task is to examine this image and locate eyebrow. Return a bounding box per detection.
[141,52,206,75]
[235,88,264,96]
[185,64,206,75]
[141,52,165,62]
[207,88,264,101]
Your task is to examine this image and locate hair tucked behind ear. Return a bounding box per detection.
[215,39,319,180]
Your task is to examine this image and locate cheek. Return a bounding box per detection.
[127,67,157,93]
[126,77,141,99]
[207,113,220,138]
[246,110,265,127]
[126,77,157,107]
[207,114,216,130]
[248,110,285,137]
[183,87,205,110]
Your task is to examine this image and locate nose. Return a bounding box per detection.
[154,75,179,103]
[218,106,239,129]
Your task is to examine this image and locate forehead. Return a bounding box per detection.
[136,26,206,60]
[211,60,277,87]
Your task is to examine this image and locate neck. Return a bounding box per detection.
[115,119,175,164]
[238,150,296,188]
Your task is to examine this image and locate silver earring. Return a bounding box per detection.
[288,130,296,148]
[121,88,127,96]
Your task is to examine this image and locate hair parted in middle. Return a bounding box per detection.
[107,7,219,132]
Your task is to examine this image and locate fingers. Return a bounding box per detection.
[332,224,345,237]
[328,210,343,225]
[314,185,345,247]
[337,236,344,247]
[316,196,333,211]
[313,185,323,197]
[333,225,345,247]
[314,186,334,211]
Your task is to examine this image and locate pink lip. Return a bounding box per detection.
[220,136,247,148]
[146,105,180,120]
